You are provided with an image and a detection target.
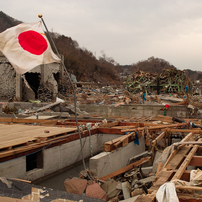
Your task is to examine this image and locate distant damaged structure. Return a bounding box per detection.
[0,51,75,102]
[125,69,193,95]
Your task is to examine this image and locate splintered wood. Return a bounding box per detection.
[99,115,202,201]
[103,115,201,152]
[134,118,202,202]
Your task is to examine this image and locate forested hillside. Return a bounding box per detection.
[129,57,176,74]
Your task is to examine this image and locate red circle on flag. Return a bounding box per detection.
[18,30,48,55]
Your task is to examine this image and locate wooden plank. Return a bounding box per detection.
[161,129,201,133]
[0,128,98,160]
[157,115,200,123]
[0,196,33,202]
[111,126,137,129]
[101,121,119,128]
[155,162,164,177]
[104,135,126,152]
[0,124,77,150]
[122,138,128,147]
[173,141,202,147]
[113,132,135,148]
[97,128,124,135]
[157,115,173,120]
[121,123,184,132]
[151,132,165,148]
[153,146,191,187]
[0,118,58,124]
[152,170,173,188]
[166,146,191,170]
[119,122,144,127]
[100,157,151,181]
[176,185,202,191]
[163,132,194,168]
[134,191,156,202]
[104,135,126,145]
[172,145,199,180]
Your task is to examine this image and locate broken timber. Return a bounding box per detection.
[136,132,202,201]
[100,157,151,181]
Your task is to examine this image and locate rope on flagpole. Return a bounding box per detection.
[38,14,90,178]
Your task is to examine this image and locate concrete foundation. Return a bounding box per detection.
[0,133,123,181]
[89,137,145,178]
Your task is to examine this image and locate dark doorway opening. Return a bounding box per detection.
[25,73,40,99]
[26,151,43,172]
[53,72,60,83]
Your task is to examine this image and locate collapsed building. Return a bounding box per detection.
[125,69,193,95]
[0,51,75,102]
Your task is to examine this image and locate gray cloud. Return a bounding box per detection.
[2,0,202,70]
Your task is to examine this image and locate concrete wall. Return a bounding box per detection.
[79,104,192,118]
[0,53,16,100]
[0,157,26,179]
[2,102,199,119]
[0,52,61,100]
[0,133,123,181]
[89,137,145,178]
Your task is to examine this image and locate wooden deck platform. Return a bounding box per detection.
[0,123,77,151]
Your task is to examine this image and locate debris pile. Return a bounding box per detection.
[59,115,202,201]
[125,69,193,95]
[64,165,154,202]
[38,82,53,102]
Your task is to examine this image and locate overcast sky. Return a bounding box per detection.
[2,0,202,71]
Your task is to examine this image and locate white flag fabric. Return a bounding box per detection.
[0,21,60,74]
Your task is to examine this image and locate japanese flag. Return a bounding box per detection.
[0,21,60,74]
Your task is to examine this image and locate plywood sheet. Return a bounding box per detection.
[0,124,77,150]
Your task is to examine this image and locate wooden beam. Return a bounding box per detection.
[97,128,124,135]
[104,135,126,152]
[0,196,33,202]
[157,115,200,122]
[176,185,202,191]
[172,144,199,180]
[157,115,173,120]
[151,132,165,148]
[100,157,151,181]
[189,156,202,167]
[101,121,119,128]
[163,132,194,168]
[111,126,137,129]
[121,123,184,133]
[119,122,144,127]
[197,146,202,153]
[113,132,135,148]
[161,129,201,133]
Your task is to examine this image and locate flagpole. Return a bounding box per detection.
[38,14,88,173]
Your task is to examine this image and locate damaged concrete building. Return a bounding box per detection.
[0,51,64,101]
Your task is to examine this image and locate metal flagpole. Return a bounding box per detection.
[38,14,88,173]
